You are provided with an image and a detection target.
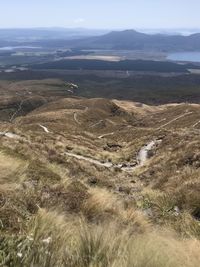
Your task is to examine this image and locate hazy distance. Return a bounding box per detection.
[0,0,200,31]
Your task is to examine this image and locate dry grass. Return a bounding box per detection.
[126,231,200,267]
[83,187,150,233]
[0,90,200,266]
[0,151,28,188]
[139,188,200,238]
[1,209,200,267]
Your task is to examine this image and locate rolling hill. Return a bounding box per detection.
[66,29,200,52]
[0,78,200,266]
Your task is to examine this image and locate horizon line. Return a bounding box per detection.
[0,27,200,30]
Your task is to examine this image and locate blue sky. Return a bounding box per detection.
[0,0,199,29]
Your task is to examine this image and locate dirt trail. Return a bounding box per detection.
[73,112,81,125]
[193,120,200,128]
[0,132,21,139]
[73,106,89,125]
[137,140,161,166]
[98,132,115,139]
[65,140,161,172]
[38,124,50,133]
[65,152,113,168]
[10,99,24,122]
[90,120,104,128]
[157,112,193,129]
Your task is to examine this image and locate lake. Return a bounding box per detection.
[167,52,200,62]
[0,46,41,51]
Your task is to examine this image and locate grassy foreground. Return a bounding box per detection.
[1,209,200,267]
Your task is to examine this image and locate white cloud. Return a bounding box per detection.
[74,18,85,24]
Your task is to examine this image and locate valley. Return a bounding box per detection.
[0,76,199,266]
[0,27,200,267]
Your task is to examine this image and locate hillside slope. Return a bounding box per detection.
[0,80,200,266]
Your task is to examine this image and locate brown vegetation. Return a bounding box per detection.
[0,79,200,266]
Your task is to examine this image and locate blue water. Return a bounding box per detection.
[167,52,200,62]
[0,46,41,51]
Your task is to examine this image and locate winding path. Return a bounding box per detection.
[98,132,115,139]
[157,112,193,129]
[90,120,104,128]
[10,99,24,122]
[73,106,89,125]
[193,120,200,128]
[73,112,81,125]
[0,132,21,139]
[38,124,50,133]
[65,152,113,168]
[65,139,161,172]
[137,141,159,166]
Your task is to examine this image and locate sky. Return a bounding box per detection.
[0,0,199,29]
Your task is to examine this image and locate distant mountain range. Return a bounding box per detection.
[0,28,109,42]
[66,29,200,52]
[1,28,200,52]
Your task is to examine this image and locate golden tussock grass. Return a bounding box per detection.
[83,187,150,233]
[1,209,200,267]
